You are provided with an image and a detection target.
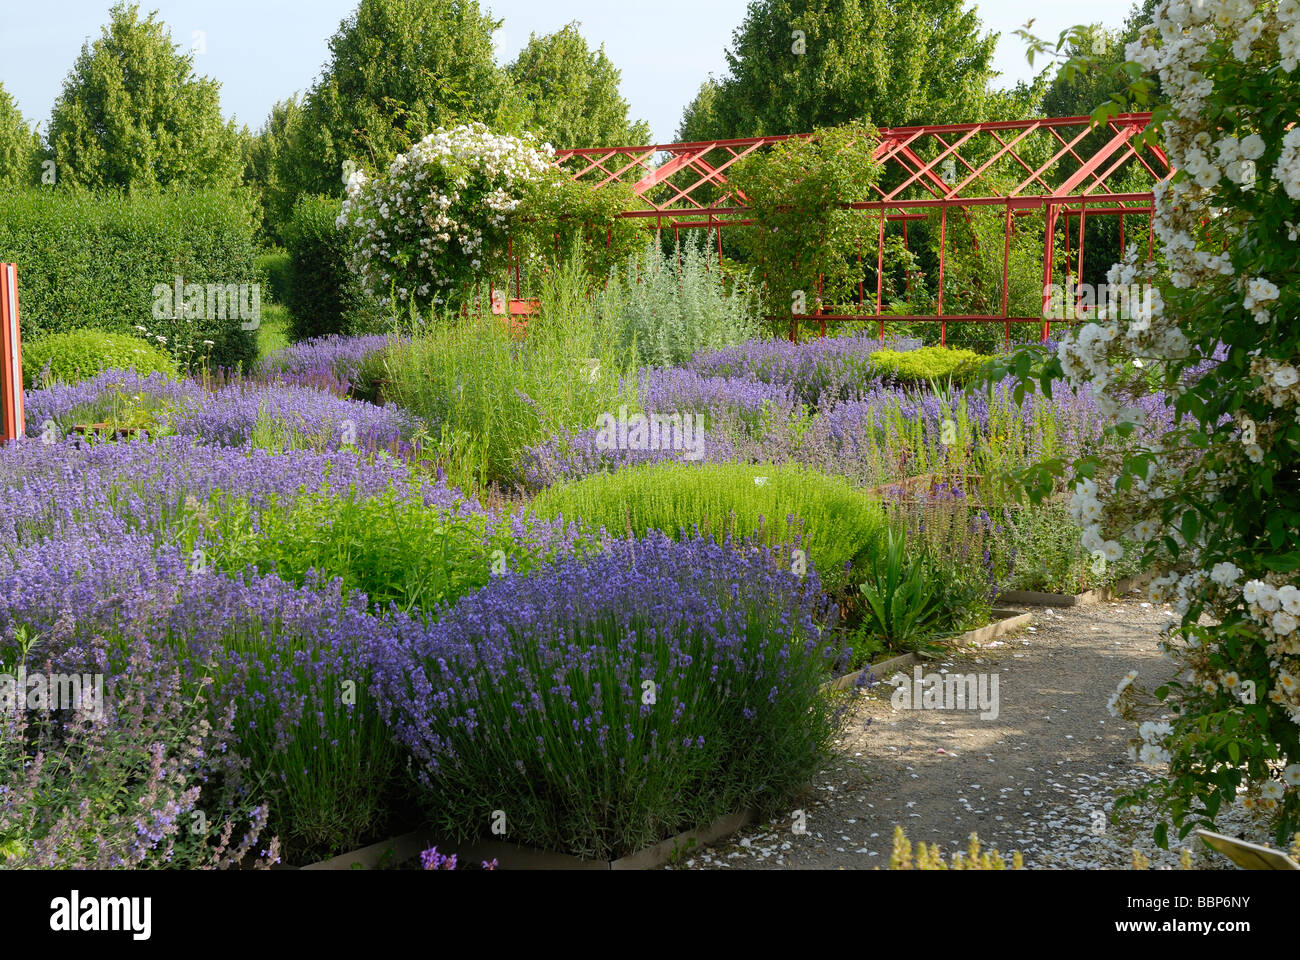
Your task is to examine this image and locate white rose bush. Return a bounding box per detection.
[338,122,555,313]
[1004,0,1300,846]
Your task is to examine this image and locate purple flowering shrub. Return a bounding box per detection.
[639,366,800,426]
[373,533,844,860]
[686,333,922,407]
[0,620,279,869]
[518,425,740,489]
[170,381,421,457]
[23,369,205,438]
[22,368,422,458]
[256,334,394,397]
[0,530,404,862]
[0,436,461,550]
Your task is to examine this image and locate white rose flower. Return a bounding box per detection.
[1210,562,1242,587]
[1278,584,1300,615]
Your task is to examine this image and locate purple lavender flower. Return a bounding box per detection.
[257,335,396,396]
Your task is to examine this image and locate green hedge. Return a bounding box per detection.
[284,194,377,341]
[0,188,260,370]
[870,346,984,385]
[255,249,292,304]
[21,328,176,389]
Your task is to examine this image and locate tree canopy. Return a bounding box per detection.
[45,2,242,191]
[678,0,997,141]
[243,96,305,240]
[1041,1,1160,119]
[280,0,519,201]
[0,83,38,188]
[507,22,650,148]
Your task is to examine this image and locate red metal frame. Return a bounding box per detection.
[539,114,1172,348]
[1,264,24,443]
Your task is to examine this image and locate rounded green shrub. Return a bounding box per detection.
[530,461,885,594]
[21,329,176,389]
[870,346,984,385]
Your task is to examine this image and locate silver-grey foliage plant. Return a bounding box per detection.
[596,235,763,368]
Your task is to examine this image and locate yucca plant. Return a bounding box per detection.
[855,529,945,655]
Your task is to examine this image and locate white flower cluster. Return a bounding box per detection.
[1279,0,1300,71]
[1069,477,1127,561]
[1132,719,1174,764]
[1060,1,1300,818]
[1274,127,1300,201]
[1250,356,1300,409]
[338,122,554,306]
[1242,275,1279,323]
[1242,770,1299,813]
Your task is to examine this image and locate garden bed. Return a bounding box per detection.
[823,607,1033,693]
[299,808,768,871]
[998,574,1150,608]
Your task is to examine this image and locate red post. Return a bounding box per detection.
[1063,210,1071,296]
[1,264,24,443]
[874,214,884,312]
[875,211,885,344]
[1041,204,1059,342]
[902,220,912,299]
[1076,208,1087,317]
[1001,202,1013,351]
[937,206,947,347]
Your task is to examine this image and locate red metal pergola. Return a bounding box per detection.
[534,113,1172,347]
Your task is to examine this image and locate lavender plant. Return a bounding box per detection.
[372,533,842,860]
[0,622,278,870]
[256,334,395,397]
[0,531,406,862]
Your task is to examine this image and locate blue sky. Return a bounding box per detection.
[1,1,1141,144]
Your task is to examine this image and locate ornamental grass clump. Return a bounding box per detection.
[372,533,842,860]
[530,461,885,594]
[379,272,638,490]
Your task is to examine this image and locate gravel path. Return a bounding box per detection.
[671,595,1277,870]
